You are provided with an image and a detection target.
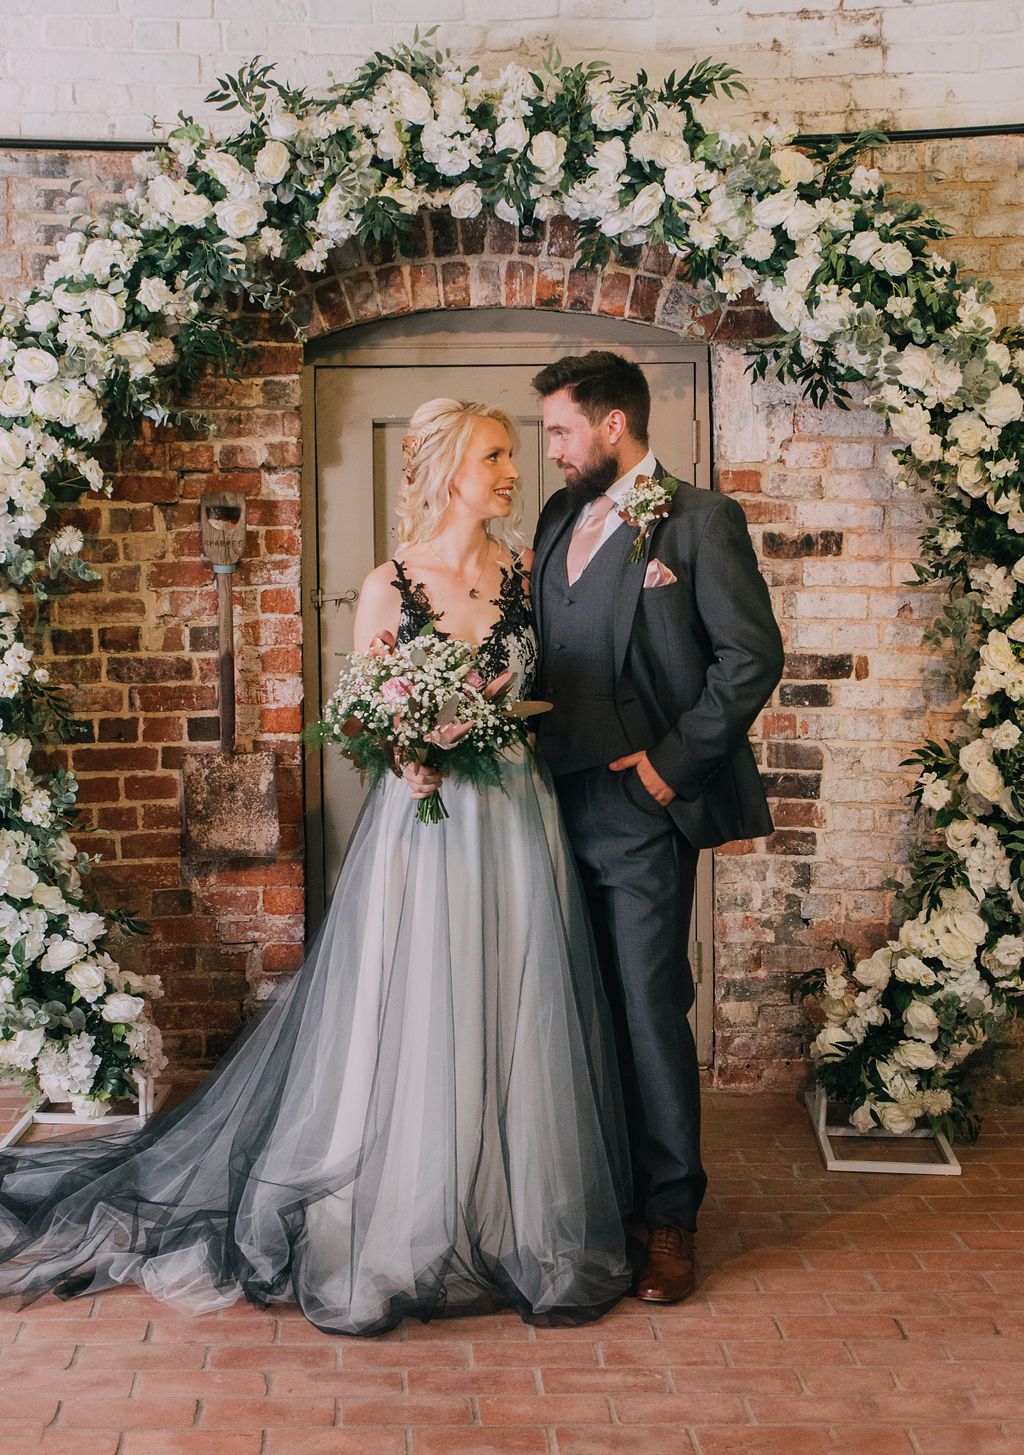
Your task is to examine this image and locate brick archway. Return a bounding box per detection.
[289,212,775,347]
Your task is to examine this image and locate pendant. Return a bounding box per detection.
[468,587,480,599]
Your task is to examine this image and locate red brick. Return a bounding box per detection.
[341,1397,473,1425]
[59,1398,198,1429]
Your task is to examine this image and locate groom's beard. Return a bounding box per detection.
[563,450,620,511]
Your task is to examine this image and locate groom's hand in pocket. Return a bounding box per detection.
[609,751,676,806]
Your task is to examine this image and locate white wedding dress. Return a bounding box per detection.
[0,554,634,1334]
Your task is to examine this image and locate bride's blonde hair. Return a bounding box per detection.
[395,398,524,548]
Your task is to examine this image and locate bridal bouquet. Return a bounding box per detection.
[306,628,536,824]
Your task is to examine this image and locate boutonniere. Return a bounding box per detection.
[617,474,680,562]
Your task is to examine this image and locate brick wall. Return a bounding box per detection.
[1,2,1021,139]
[1,132,1022,1086]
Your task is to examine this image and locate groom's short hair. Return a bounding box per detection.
[532,351,650,445]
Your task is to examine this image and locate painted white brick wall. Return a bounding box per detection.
[0,0,1021,141]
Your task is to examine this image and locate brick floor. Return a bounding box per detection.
[0,1086,1022,1454]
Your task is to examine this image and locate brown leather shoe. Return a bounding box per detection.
[636,1225,696,1303]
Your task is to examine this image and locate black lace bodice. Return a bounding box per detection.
[390,552,538,701]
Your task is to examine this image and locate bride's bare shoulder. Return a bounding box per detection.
[353,562,403,649]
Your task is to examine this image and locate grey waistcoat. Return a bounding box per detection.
[536,522,636,777]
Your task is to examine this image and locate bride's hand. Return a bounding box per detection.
[401,761,443,799]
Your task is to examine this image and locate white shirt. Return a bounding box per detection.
[572,449,658,571]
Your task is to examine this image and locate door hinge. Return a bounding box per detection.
[692,417,701,468]
[694,940,703,984]
[311,587,359,610]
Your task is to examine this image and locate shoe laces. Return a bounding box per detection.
[649,1225,686,1255]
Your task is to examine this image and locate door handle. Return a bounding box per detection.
[311,587,359,610]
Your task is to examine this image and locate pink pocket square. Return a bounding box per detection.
[643,558,677,588]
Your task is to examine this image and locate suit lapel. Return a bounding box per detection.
[611,459,667,684]
[533,496,575,638]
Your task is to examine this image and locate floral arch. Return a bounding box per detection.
[0,34,1022,1138]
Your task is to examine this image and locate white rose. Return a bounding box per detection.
[529,130,567,185]
[0,1027,45,1070]
[921,777,952,810]
[904,999,940,1041]
[874,241,914,275]
[87,291,126,337]
[853,947,893,990]
[32,883,67,912]
[495,117,529,153]
[751,189,796,230]
[214,197,265,239]
[0,429,27,471]
[0,377,31,416]
[41,938,88,973]
[589,87,632,131]
[911,433,942,463]
[100,992,145,1023]
[980,631,1017,675]
[988,721,1021,749]
[891,1039,940,1070]
[893,345,934,393]
[494,197,520,226]
[982,934,1024,978]
[112,331,152,364]
[894,954,939,987]
[448,182,483,219]
[947,412,990,455]
[12,347,59,384]
[773,147,816,187]
[81,238,119,280]
[170,191,214,226]
[966,758,1005,803]
[70,1095,109,1120]
[877,1100,918,1133]
[30,381,64,420]
[957,457,988,496]
[851,165,881,196]
[254,139,290,186]
[391,76,433,126]
[848,229,882,264]
[650,132,690,168]
[136,276,174,312]
[811,1023,855,1061]
[980,383,1024,429]
[849,1100,877,1132]
[65,960,107,1001]
[66,910,106,943]
[266,105,302,141]
[50,284,90,313]
[625,181,665,229]
[147,174,184,215]
[202,149,251,193]
[25,300,59,333]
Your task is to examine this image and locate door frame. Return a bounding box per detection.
[300,309,716,1066]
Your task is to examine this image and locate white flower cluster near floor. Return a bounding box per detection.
[0,33,1021,1131]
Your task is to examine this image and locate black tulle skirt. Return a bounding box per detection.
[0,747,635,1334]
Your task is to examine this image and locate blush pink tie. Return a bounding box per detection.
[565,494,617,586]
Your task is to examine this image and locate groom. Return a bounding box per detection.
[531,352,785,1303]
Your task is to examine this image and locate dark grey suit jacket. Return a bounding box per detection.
[533,463,785,850]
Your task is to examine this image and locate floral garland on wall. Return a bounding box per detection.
[0,31,1021,1134]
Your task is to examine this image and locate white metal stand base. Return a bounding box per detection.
[806,1085,961,1176]
[0,1072,171,1149]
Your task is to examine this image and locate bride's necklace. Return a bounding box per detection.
[427,538,492,600]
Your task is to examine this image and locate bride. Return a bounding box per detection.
[0,397,635,1336]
